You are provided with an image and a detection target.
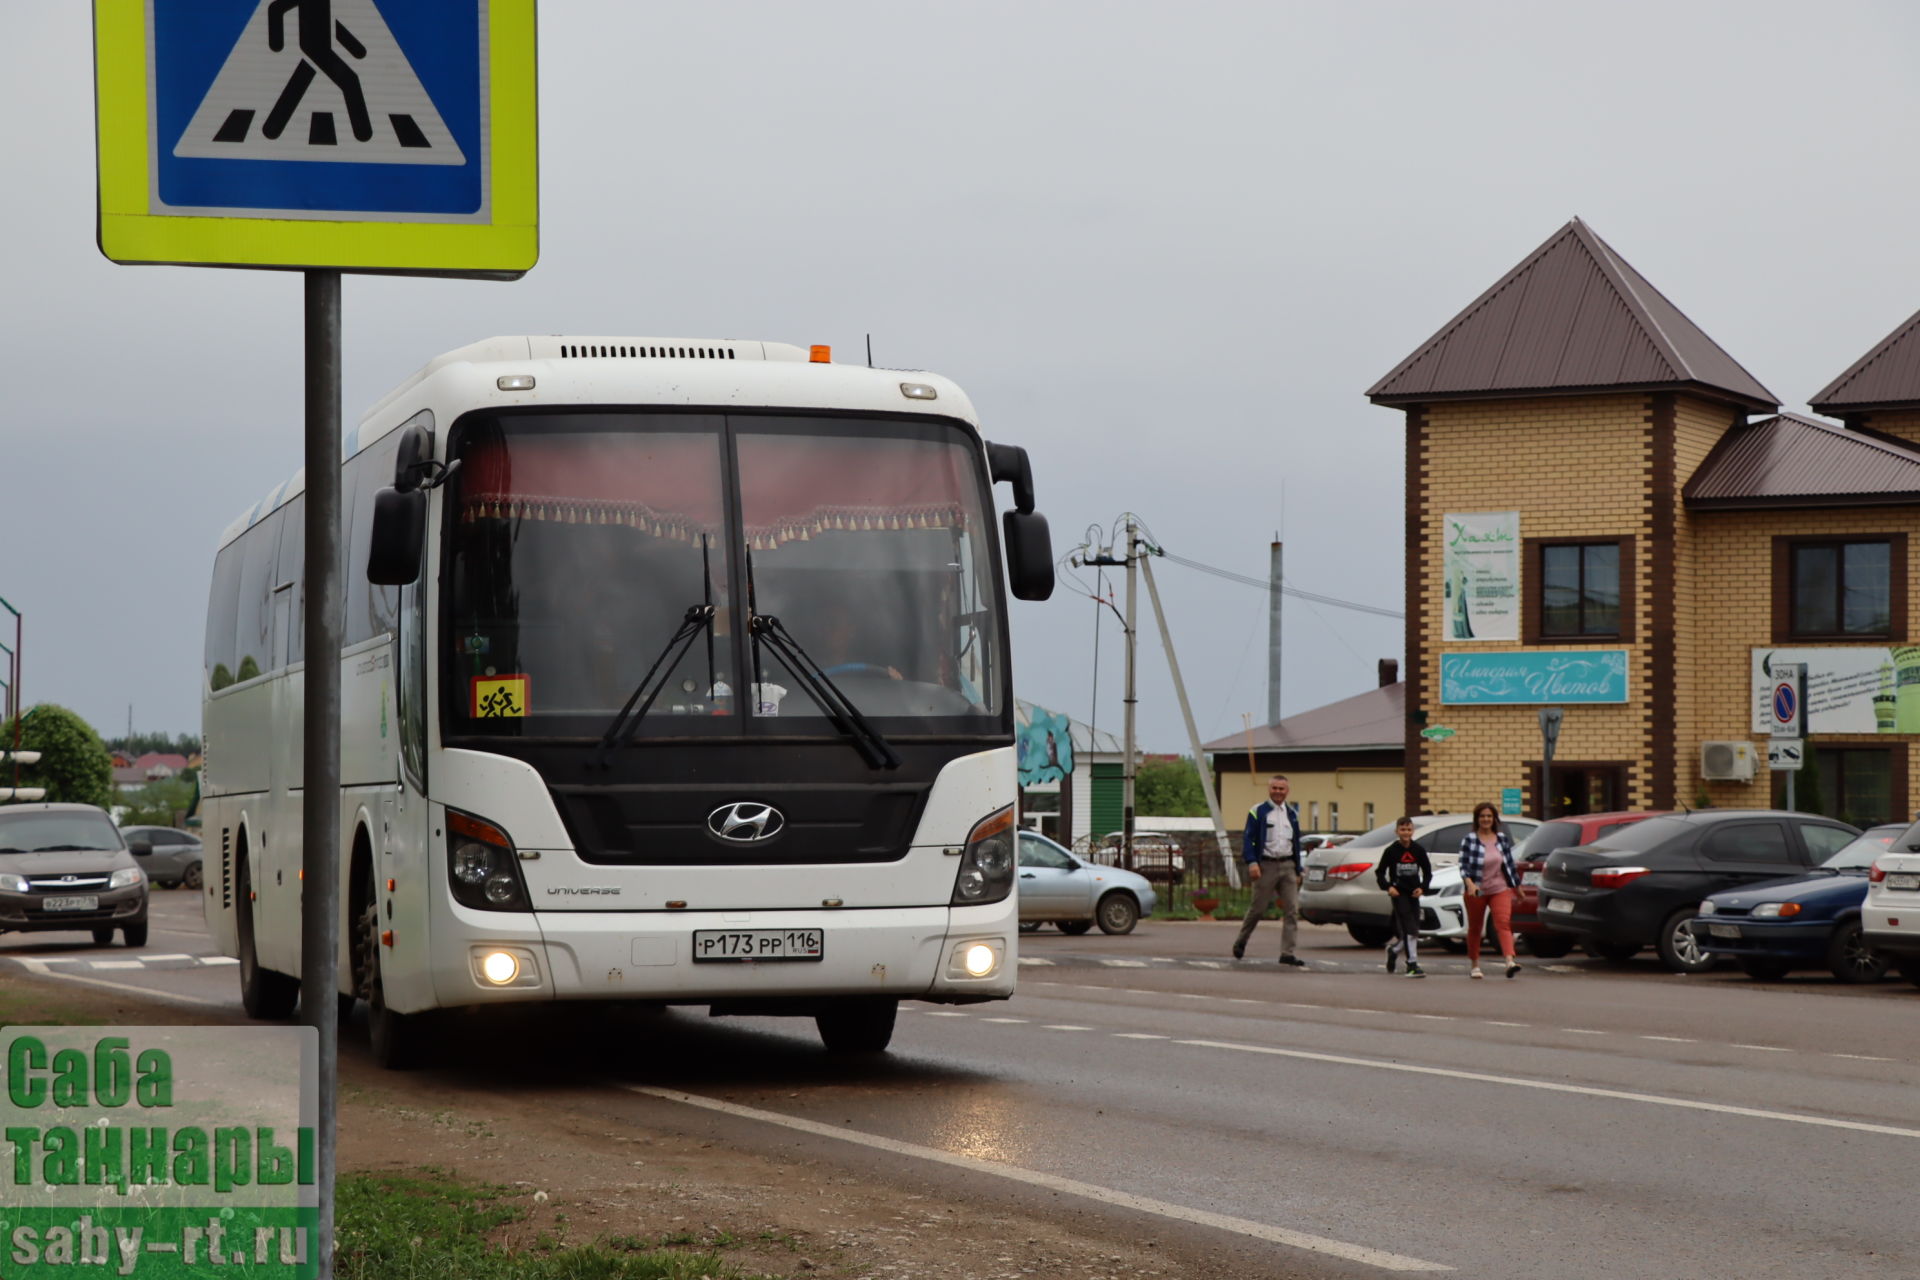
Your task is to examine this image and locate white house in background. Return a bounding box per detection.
[1015,699,1123,848]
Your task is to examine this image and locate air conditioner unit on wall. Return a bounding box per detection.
[1700,741,1757,783]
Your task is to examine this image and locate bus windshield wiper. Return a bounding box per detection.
[592,604,716,768]
[749,613,902,771]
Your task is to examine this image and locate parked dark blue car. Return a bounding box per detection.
[1695,823,1904,983]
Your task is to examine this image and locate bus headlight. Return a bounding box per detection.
[446,811,531,912]
[951,805,1016,906]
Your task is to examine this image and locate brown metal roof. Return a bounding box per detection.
[1368,219,1777,412]
[1809,307,1920,414]
[1684,413,1920,509]
[1200,683,1404,755]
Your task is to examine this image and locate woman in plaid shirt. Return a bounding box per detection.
[1457,802,1523,979]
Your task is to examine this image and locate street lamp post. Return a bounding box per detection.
[0,599,20,792]
[0,640,12,719]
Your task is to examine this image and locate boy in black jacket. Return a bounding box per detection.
[1374,817,1432,977]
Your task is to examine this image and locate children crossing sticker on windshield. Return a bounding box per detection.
[0,1026,318,1278]
[471,674,529,718]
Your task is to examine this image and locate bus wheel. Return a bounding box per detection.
[816,998,897,1053]
[237,858,299,1020]
[360,896,431,1070]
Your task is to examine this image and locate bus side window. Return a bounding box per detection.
[347,434,403,645]
[275,494,305,665]
[206,542,244,691]
[234,509,283,683]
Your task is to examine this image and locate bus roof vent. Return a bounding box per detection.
[529,337,768,362]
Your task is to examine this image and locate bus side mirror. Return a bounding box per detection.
[1003,510,1055,601]
[367,486,426,586]
[985,442,1036,513]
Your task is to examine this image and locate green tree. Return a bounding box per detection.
[1,705,114,808]
[118,777,196,826]
[1135,756,1209,817]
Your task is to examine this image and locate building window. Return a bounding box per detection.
[1771,746,1900,828]
[1524,537,1633,644]
[1790,540,1892,638]
[1364,803,1375,831]
[1328,802,1339,832]
[1308,801,1320,829]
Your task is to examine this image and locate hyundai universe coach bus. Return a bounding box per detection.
[201,336,1054,1066]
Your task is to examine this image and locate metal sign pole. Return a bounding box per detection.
[300,269,342,1280]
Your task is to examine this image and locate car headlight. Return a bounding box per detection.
[108,868,143,890]
[445,811,531,912]
[1752,902,1801,919]
[0,873,27,893]
[1698,900,1716,915]
[951,806,1015,906]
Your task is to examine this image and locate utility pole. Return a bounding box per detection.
[1141,553,1240,890]
[0,599,21,794]
[1268,538,1283,725]
[1122,516,1140,871]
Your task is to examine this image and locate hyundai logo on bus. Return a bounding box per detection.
[709,803,786,842]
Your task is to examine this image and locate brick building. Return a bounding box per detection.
[1370,218,1920,827]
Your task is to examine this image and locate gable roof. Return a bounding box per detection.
[1200,683,1404,755]
[1368,219,1777,412]
[1809,307,1920,414]
[1684,413,1920,509]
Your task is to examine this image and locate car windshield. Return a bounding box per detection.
[1822,824,1905,870]
[1584,816,1692,854]
[0,811,125,854]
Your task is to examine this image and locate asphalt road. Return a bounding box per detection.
[7,898,1918,1278]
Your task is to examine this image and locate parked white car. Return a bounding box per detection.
[1862,818,1920,985]
[1301,813,1541,946]
[1019,831,1158,935]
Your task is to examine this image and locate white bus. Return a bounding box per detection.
[201,336,1054,1066]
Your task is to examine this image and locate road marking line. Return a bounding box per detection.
[1114,1033,1167,1040]
[1484,1021,1527,1028]
[1188,960,1225,969]
[1099,960,1149,968]
[141,954,193,962]
[1226,998,1262,1004]
[623,1084,1452,1272]
[921,1011,969,1017]
[980,1018,1027,1024]
[1641,1036,1696,1043]
[1042,1025,1091,1031]
[1016,957,1054,966]
[1410,1014,1454,1021]
[1175,993,1213,1000]
[1150,956,1176,962]
[1831,1054,1893,1062]
[1731,1044,1791,1053]
[7,957,225,1007]
[1172,1038,1920,1140]
[200,957,239,966]
[90,961,147,970]
[1562,1028,1606,1035]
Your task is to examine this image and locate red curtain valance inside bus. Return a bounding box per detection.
[459,431,974,548]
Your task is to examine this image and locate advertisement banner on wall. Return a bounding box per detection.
[1016,703,1076,786]
[1441,511,1519,641]
[1440,650,1629,704]
[1749,647,1916,735]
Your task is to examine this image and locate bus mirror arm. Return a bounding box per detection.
[984,442,1036,513]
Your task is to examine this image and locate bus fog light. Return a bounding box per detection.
[948,939,1003,980]
[481,951,519,984]
[469,945,540,989]
[963,944,996,977]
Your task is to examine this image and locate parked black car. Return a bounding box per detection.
[1536,809,1859,974]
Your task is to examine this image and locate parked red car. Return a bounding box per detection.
[1511,811,1667,956]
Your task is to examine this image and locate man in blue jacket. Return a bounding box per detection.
[1232,775,1306,965]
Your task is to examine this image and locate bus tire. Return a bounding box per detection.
[237,856,299,1020]
[816,998,897,1053]
[361,895,431,1070]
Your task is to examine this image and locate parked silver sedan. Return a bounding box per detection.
[1018,831,1158,935]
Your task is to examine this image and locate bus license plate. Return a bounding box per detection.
[692,929,824,962]
[41,896,99,912]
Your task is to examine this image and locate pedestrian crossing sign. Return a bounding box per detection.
[94,0,537,277]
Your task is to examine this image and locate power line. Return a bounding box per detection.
[1157,552,1404,620]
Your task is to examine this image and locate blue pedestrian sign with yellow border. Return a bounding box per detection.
[95,0,537,277]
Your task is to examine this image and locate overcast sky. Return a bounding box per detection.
[8,1,1920,753]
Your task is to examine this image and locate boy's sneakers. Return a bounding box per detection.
[1231,941,1245,960]
[1384,942,1399,974]
[1405,963,1426,978]
[1278,954,1306,967]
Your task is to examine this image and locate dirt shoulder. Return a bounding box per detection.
[0,975,1218,1280]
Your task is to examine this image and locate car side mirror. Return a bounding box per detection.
[128,841,152,856]
[1002,510,1055,601]
[367,486,426,586]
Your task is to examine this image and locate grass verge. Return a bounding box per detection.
[338,1169,777,1280]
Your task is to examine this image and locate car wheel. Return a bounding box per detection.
[238,859,299,1020]
[1826,922,1889,985]
[1588,939,1641,963]
[1903,960,1920,989]
[1096,892,1140,935]
[183,862,203,891]
[816,998,898,1053]
[1346,923,1393,948]
[1522,934,1575,959]
[360,894,431,1069]
[121,922,148,948]
[1057,920,1093,936]
[1655,909,1715,974]
[91,928,115,946]
[1738,958,1792,981]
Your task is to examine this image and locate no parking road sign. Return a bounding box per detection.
[1766,662,1806,737]
[95,0,537,276]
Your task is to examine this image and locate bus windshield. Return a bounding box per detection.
[443,411,1001,739]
